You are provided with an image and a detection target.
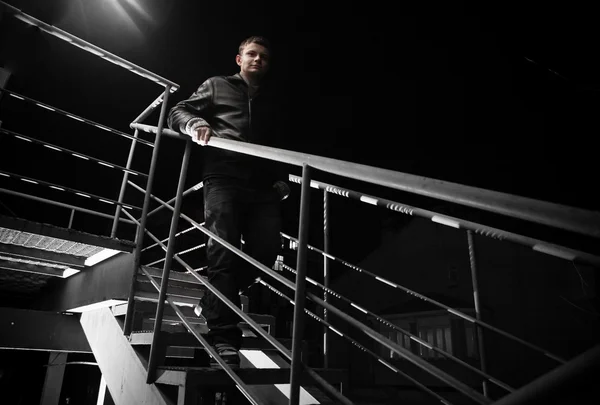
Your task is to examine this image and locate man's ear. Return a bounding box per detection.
[235,55,242,66]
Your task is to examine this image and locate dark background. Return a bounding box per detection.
[1,0,599,265]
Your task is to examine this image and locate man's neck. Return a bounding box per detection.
[240,71,261,89]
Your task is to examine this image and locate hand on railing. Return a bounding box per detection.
[191,125,213,146]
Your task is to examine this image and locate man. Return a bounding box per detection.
[167,36,288,367]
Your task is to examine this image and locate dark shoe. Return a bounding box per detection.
[210,343,240,369]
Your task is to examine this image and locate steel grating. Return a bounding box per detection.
[0,227,104,258]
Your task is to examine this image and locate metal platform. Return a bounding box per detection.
[0,214,135,280]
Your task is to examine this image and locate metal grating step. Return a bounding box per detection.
[0,215,134,278]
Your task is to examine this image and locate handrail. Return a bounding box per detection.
[280,235,566,364]
[125,181,490,405]
[1,127,149,176]
[0,187,135,224]
[131,92,169,125]
[287,175,600,267]
[278,261,515,392]
[257,278,456,405]
[1,89,155,147]
[130,123,600,239]
[492,344,600,405]
[0,169,140,211]
[0,2,179,90]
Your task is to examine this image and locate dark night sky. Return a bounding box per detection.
[1,0,599,264]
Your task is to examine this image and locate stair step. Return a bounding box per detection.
[112,302,198,318]
[147,314,207,325]
[134,290,200,306]
[135,281,204,300]
[155,366,348,387]
[138,266,207,286]
[129,331,298,352]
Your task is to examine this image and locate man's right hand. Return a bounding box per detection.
[192,126,212,146]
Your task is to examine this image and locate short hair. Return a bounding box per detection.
[238,36,271,55]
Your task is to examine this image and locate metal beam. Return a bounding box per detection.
[79,307,171,405]
[0,244,86,267]
[40,352,67,405]
[0,308,91,352]
[34,252,134,311]
[0,215,135,252]
[0,260,65,277]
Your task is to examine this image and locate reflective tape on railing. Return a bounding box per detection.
[280,232,566,364]
[144,243,206,267]
[257,278,456,405]
[286,176,600,267]
[1,89,154,147]
[0,187,135,224]
[0,127,148,177]
[0,169,140,210]
[131,124,600,238]
[124,183,483,404]
[140,224,202,252]
[279,262,514,393]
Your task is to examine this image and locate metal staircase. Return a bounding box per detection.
[80,268,346,405]
[1,3,599,405]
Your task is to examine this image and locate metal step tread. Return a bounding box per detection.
[130,331,297,351]
[155,365,348,387]
[138,265,207,285]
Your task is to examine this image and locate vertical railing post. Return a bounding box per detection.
[322,189,330,368]
[68,209,75,229]
[289,164,312,405]
[467,230,489,397]
[111,128,141,238]
[146,138,192,383]
[123,85,171,336]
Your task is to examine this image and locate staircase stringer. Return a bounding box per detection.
[80,307,172,405]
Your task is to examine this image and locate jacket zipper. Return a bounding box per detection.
[248,95,252,140]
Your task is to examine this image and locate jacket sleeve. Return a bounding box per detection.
[167,78,214,136]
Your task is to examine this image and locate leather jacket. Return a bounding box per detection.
[167,73,282,187]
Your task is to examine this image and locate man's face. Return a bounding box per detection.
[236,42,270,78]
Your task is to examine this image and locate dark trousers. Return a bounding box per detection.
[199,177,282,349]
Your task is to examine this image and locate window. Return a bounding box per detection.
[379,310,478,361]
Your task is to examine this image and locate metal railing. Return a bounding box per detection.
[3,4,599,404]
[0,2,176,234]
[125,122,600,405]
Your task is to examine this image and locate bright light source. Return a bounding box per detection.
[67,299,126,313]
[84,249,121,266]
[62,268,80,278]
